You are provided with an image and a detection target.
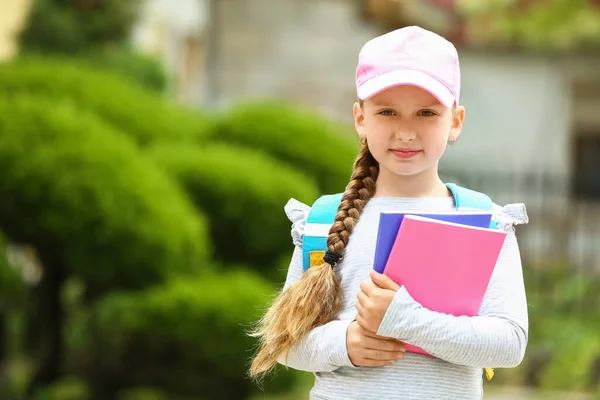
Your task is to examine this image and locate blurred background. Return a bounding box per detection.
[0,0,599,399]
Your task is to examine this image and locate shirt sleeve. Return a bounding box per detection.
[275,199,356,373]
[376,203,529,369]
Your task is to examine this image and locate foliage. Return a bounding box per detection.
[490,264,600,391]
[0,233,27,309]
[149,143,318,280]
[213,101,359,193]
[0,58,213,146]
[18,0,140,54]
[457,0,600,51]
[77,269,295,399]
[537,321,600,391]
[32,376,89,400]
[116,387,197,400]
[0,95,210,295]
[80,47,169,92]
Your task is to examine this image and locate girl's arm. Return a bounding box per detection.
[275,200,355,372]
[376,205,529,369]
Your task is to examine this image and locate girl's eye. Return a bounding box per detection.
[378,109,396,116]
[417,110,437,117]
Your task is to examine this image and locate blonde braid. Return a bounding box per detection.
[249,141,379,380]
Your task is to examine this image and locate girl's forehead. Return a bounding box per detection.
[367,85,444,107]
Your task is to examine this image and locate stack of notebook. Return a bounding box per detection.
[373,210,507,356]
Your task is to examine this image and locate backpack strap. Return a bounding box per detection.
[446,182,496,229]
[302,193,343,271]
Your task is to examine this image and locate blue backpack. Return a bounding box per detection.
[300,182,496,380]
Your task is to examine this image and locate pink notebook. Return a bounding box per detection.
[382,214,507,356]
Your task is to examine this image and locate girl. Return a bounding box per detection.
[249,26,529,399]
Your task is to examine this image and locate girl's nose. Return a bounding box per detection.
[394,129,416,142]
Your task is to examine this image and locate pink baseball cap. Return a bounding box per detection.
[355,26,460,107]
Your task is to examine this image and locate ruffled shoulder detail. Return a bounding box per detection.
[492,202,529,232]
[284,198,311,247]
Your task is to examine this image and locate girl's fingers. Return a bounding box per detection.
[357,291,369,307]
[359,358,398,367]
[363,349,405,361]
[355,300,366,316]
[363,337,406,353]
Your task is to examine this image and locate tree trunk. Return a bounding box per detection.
[0,313,7,363]
[26,262,66,396]
[0,312,8,388]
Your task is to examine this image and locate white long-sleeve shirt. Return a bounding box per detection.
[278,195,529,400]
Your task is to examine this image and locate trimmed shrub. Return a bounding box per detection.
[81,269,296,399]
[116,387,196,400]
[0,95,210,294]
[32,376,90,400]
[537,320,600,391]
[520,266,600,390]
[18,0,140,55]
[213,101,359,193]
[81,47,169,92]
[0,58,212,146]
[149,143,319,281]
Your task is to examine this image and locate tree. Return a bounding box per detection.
[361,0,600,52]
[214,101,359,194]
[19,0,140,54]
[17,0,170,92]
[78,270,295,399]
[0,95,210,394]
[0,58,212,146]
[0,232,27,369]
[457,0,600,51]
[149,143,319,281]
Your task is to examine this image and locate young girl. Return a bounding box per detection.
[249,26,529,399]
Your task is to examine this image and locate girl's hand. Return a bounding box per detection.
[346,320,406,367]
[356,270,401,333]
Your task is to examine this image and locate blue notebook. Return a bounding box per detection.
[373,210,493,273]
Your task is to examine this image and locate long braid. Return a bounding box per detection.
[249,141,379,380]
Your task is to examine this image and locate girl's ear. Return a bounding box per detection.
[353,101,366,140]
[449,105,465,142]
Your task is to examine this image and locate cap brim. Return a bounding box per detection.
[357,70,455,107]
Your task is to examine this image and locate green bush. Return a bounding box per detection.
[0,58,212,146]
[19,0,140,54]
[537,320,600,391]
[0,95,210,294]
[81,47,169,92]
[117,387,193,400]
[213,101,359,193]
[82,269,296,400]
[33,376,90,400]
[520,265,600,390]
[149,143,319,281]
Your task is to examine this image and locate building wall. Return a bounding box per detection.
[131,0,208,103]
[442,53,571,177]
[210,0,379,121]
[0,0,31,62]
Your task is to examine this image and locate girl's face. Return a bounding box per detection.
[353,85,464,181]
